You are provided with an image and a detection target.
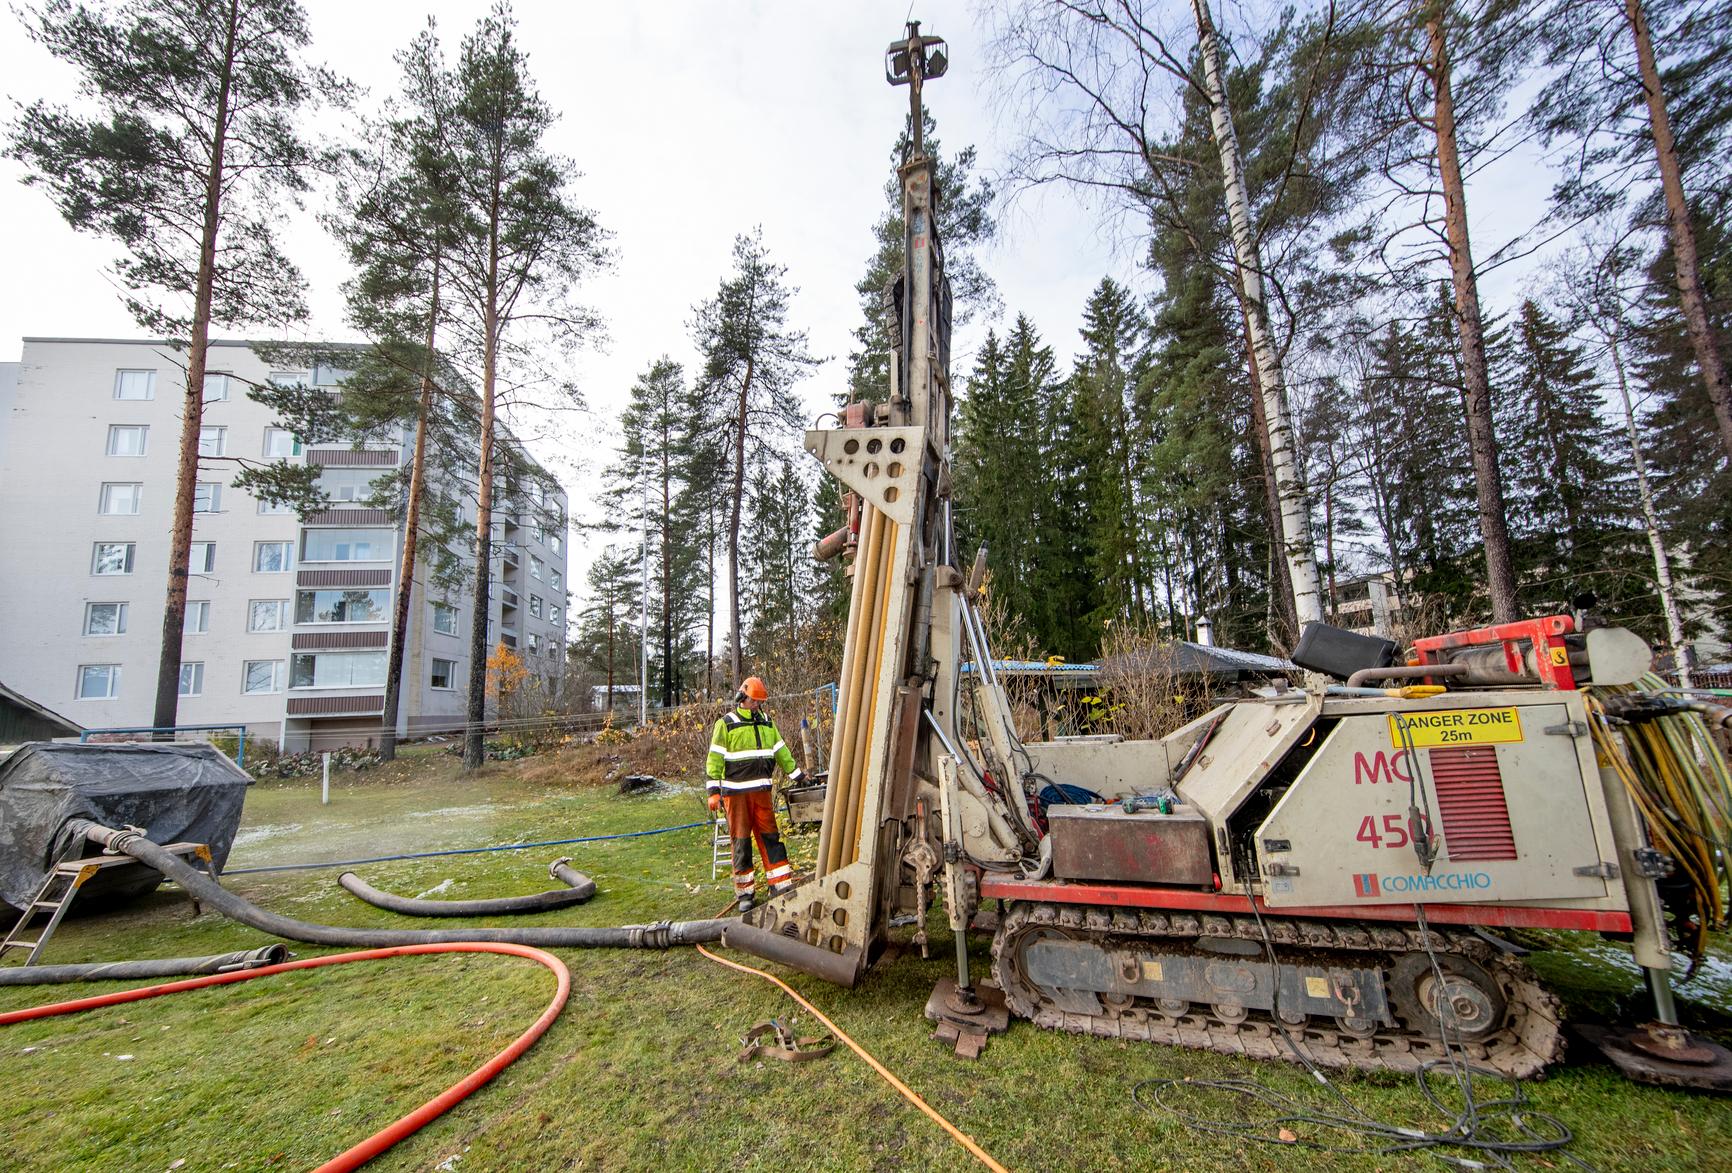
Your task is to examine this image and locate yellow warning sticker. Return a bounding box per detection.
[1549,646,1569,666]
[1305,976,1329,999]
[1390,708,1523,747]
[1141,960,1163,982]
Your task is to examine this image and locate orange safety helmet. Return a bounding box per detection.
[737,676,769,702]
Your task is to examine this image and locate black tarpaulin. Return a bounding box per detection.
[0,742,251,909]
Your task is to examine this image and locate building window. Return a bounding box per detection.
[256,497,293,515]
[430,658,457,690]
[189,542,216,574]
[93,542,135,575]
[290,650,387,689]
[254,541,293,572]
[530,524,545,546]
[84,602,128,636]
[248,599,287,632]
[114,370,155,400]
[527,632,540,654]
[179,662,204,697]
[106,425,148,456]
[99,483,142,515]
[198,426,227,457]
[295,588,389,625]
[263,428,300,458]
[550,568,562,592]
[203,372,230,402]
[529,555,543,580]
[77,664,120,699]
[301,527,390,562]
[549,532,563,556]
[549,604,561,625]
[193,482,222,513]
[186,599,210,634]
[529,594,542,619]
[318,468,382,502]
[433,602,458,635]
[242,660,284,694]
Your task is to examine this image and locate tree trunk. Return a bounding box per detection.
[464,198,502,770]
[378,273,440,762]
[1427,13,1520,623]
[1625,0,1732,462]
[1190,0,1324,628]
[1239,299,1299,641]
[726,358,755,684]
[660,442,674,709]
[1608,327,1693,686]
[153,0,238,735]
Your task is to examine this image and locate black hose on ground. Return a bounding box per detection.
[0,945,289,986]
[68,821,729,950]
[338,856,597,917]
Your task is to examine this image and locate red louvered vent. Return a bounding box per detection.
[1428,746,1518,861]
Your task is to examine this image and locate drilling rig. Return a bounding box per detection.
[723,21,1732,1089]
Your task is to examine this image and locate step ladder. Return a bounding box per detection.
[1,841,214,967]
[711,810,732,880]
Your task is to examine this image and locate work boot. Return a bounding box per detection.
[736,892,756,914]
[770,880,794,898]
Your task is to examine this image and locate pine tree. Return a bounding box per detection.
[573,548,641,711]
[601,358,703,707]
[741,457,815,664]
[7,0,338,731]
[690,228,819,685]
[442,3,610,768]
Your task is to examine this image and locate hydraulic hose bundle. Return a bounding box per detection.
[1588,674,1732,968]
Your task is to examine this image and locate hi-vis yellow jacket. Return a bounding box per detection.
[706,707,802,795]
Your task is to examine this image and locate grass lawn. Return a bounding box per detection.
[1,746,1728,1172]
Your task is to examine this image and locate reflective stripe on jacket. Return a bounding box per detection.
[706,707,799,794]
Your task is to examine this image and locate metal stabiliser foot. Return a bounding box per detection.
[1576,1022,1732,1093]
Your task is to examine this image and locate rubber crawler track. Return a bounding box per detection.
[990,900,1563,1078]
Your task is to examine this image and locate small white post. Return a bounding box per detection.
[322,752,331,805]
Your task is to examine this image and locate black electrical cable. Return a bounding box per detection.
[1128,899,1592,1170]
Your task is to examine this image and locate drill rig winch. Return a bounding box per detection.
[722,21,1732,1089]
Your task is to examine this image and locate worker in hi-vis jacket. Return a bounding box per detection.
[706,676,805,913]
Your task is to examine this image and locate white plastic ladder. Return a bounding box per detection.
[711,809,732,880]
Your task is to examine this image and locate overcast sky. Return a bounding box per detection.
[0,0,1568,600]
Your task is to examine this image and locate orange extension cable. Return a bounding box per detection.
[697,942,1010,1173]
[0,943,571,1173]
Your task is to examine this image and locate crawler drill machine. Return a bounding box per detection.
[723,22,1732,1088]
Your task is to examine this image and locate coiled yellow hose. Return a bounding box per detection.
[1586,674,1732,971]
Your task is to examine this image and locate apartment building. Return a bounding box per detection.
[1329,570,1407,639]
[0,338,569,751]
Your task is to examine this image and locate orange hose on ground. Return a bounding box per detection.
[696,943,1010,1173]
[0,943,571,1173]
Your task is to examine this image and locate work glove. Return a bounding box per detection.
[707,794,721,813]
[789,768,805,784]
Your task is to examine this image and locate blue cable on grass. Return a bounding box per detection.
[223,821,710,875]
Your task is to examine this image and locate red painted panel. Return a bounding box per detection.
[975,875,1631,933]
[1430,746,1518,860]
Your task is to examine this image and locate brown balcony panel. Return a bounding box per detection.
[293,631,389,651]
[298,569,391,588]
[307,508,391,525]
[306,448,399,467]
[288,694,385,716]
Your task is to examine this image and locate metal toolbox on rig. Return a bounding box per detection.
[1048,803,1214,887]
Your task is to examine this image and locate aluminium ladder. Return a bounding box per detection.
[0,841,215,966]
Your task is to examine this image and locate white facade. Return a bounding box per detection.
[0,338,569,751]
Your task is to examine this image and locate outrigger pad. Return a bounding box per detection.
[1576,1023,1732,1094]
[925,978,1009,1060]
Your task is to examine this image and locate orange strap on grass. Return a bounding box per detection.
[696,943,1010,1173]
